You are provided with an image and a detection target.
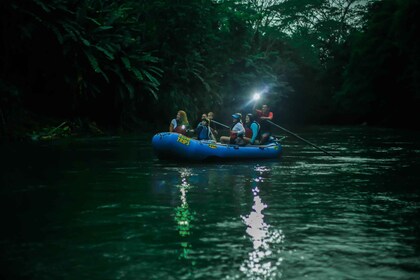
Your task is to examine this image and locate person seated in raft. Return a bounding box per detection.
[220,113,245,146]
[169,110,190,136]
[235,112,243,124]
[244,113,260,145]
[195,113,207,129]
[196,117,212,140]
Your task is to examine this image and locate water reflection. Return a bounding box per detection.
[240,165,285,279]
[174,168,194,260]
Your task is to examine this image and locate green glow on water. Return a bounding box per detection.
[175,168,195,261]
[0,127,419,279]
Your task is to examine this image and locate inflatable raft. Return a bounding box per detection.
[152,132,282,161]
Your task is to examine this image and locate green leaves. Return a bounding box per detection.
[19,0,163,98]
[5,0,405,130]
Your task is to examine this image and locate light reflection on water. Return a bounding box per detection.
[175,168,195,261]
[0,127,419,280]
[239,165,285,280]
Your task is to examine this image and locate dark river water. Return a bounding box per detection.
[1,126,419,280]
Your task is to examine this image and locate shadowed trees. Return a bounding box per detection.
[1,0,418,139]
[336,0,420,126]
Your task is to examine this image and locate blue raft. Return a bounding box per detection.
[152,132,282,161]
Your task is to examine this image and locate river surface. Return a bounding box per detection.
[0,126,419,280]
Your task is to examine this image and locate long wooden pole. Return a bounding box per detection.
[267,120,335,157]
[211,120,230,129]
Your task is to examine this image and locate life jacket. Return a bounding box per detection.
[253,121,261,140]
[230,123,244,138]
[174,122,187,135]
[245,121,261,138]
[229,122,244,144]
[245,127,252,138]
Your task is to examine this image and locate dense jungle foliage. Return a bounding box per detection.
[0,0,419,140]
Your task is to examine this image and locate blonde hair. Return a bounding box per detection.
[178,110,189,125]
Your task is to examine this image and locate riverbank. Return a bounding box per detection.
[0,109,134,142]
[0,109,167,143]
[1,108,418,143]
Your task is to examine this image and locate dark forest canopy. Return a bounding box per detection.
[0,0,419,139]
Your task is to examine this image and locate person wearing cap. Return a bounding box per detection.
[220,113,245,145]
[235,112,243,124]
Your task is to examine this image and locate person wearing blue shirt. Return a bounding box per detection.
[196,117,211,140]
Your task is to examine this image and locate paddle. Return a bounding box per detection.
[266,120,335,157]
[210,120,230,129]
